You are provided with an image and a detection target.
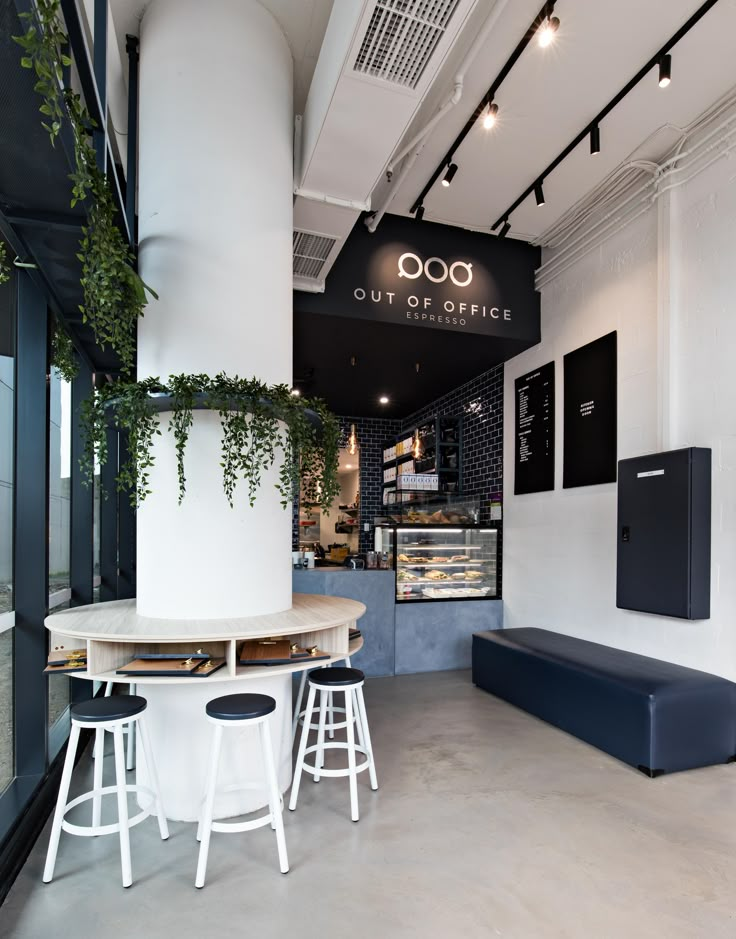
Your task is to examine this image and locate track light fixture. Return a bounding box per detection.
[415,205,425,221]
[441,162,458,187]
[534,181,545,207]
[499,219,511,238]
[538,14,560,48]
[491,0,720,233]
[483,102,499,130]
[590,125,601,155]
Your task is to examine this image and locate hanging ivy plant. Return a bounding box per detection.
[0,242,9,285]
[81,375,340,512]
[14,0,155,375]
[51,320,79,382]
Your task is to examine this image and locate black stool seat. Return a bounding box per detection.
[206,693,276,721]
[308,666,364,686]
[72,694,147,723]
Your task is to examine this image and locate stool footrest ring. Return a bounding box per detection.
[61,784,157,838]
[301,742,371,778]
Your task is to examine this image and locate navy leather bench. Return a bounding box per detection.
[472,628,736,776]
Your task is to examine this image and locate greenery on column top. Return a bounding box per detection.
[0,242,9,285]
[14,0,156,376]
[81,374,341,513]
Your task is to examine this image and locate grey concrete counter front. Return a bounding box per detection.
[292,569,502,676]
[292,569,395,677]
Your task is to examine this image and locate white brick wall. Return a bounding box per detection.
[503,151,736,680]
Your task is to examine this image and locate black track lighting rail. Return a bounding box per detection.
[491,0,721,232]
[410,1,555,214]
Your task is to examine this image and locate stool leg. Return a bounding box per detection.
[327,691,335,740]
[260,720,289,874]
[291,670,307,744]
[43,723,81,883]
[92,726,105,829]
[195,723,223,889]
[112,725,133,888]
[344,689,359,822]
[355,686,378,791]
[314,689,328,782]
[126,683,137,771]
[93,683,114,760]
[137,716,169,840]
[289,684,316,811]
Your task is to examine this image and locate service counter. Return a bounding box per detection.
[292,569,502,676]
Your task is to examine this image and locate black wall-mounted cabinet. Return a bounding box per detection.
[616,447,711,619]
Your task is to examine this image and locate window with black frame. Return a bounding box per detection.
[0,246,15,796]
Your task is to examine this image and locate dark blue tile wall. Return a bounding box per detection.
[293,365,504,589]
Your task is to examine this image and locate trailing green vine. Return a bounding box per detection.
[51,320,79,382]
[81,375,340,512]
[0,242,9,286]
[14,0,155,374]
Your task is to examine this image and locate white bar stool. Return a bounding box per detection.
[291,656,352,744]
[196,693,289,888]
[289,667,378,822]
[43,694,169,888]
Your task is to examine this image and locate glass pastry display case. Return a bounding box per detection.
[376,526,498,603]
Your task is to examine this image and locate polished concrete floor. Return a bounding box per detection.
[3,669,736,938]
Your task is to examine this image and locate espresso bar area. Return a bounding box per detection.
[292,566,502,676]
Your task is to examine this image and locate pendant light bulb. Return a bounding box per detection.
[538,15,560,47]
[483,102,499,130]
[348,423,358,456]
[658,53,671,88]
[442,162,458,187]
[413,428,422,460]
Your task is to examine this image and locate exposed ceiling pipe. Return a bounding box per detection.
[365,0,512,233]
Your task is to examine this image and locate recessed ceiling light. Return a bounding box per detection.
[379,395,389,405]
[345,463,353,469]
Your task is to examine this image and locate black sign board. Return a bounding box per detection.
[295,214,540,343]
[563,332,617,488]
[515,361,555,494]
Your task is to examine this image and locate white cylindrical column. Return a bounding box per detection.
[136,0,293,618]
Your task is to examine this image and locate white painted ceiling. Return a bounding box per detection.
[109,0,736,245]
[376,0,736,241]
[108,0,334,113]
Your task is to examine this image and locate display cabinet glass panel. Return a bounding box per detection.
[378,526,498,602]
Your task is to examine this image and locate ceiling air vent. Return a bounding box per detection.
[293,230,338,280]
[353,0,460,90]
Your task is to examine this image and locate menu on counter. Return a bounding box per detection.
[514,361,555,494]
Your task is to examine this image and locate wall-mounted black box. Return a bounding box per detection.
[616,447,711,619]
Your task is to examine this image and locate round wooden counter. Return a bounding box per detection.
[45,594,366,821]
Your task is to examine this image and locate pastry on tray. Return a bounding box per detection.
[449,555,470,562]
[465,570,484,581]
[426,570,449,580]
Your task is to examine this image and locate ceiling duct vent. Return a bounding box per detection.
[353,0,460,90]
[293,230,339,280]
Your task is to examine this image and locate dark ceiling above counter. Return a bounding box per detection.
[293,213,541,418]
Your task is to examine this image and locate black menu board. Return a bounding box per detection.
[563,331,617,488]
[515,361,555,494]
